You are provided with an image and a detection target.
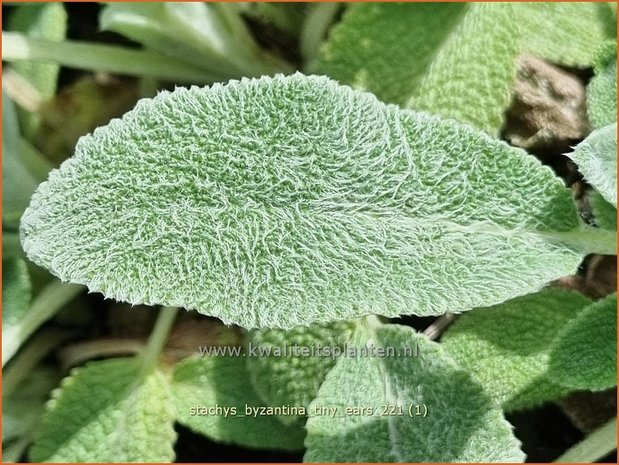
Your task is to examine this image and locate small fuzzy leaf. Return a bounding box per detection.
[589,191,617,231]
[442,289,592,412]
[305,323,524,462]
[30,358,176,463]
[312,3,518,134]
[2,89,38,226]
[247,320,356,424]
[587,49,617,129]
[171,355,306,450]
[515,3,616,67]
[548,294,617,391]
[568,123,617,207]
[21,74,585,329]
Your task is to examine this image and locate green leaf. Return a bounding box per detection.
[548,294,617,391]
[30,357,176,462]
[2,257,32,330]
[405,3,519,134]
[7,3,67,141]
[2,88,38,226]
[247,320,356,424]
[100,2,291,79]
[516,3,616,67]
[587,47,617,129]
[312,3,518,134]
[171,355,306,450]
[568,123,617,207]
[7,2,66,99]
[305,322,524,462]
[590,191,617,231]
[21,74,588,329]
[442,289,593,412]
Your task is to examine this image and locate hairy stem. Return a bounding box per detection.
[555,417,617,463]
[2,32,217,83]
[2,281,83,366]
[138,306,178,374]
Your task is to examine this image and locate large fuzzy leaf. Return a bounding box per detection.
[305,322,524,462]
[247,320,356,424]
[442,289,592,412]
[21,74,586,329]
[548,294,617,391]
[568,123,617,207]
[171,355,306,450]
[30,358,176,462]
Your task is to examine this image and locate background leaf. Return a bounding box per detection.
[30,357,176,462]
[21,74,585,329]
[2,257,32,361]
[442,289,592,411]
[589,191,617,231]
[247,320,356,424]
[2,89,38,227]
[305,322,525,462]
[587,47,617,129]
[548,294,617,392]
[7,3,66,99]
[568,123,617,207]
[171,355,306,450]
[515,3,616,67]
[312,3,518,134]
[311,3,614,134]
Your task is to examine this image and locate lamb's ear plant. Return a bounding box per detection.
[4,2,618,463]
[20,74,613,330]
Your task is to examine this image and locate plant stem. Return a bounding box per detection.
[423,313,457,340]
[2,32,217,83]
[138,306,178,375]
[301,2,341,66]
[59,338,144,371]
[555,417,617,463]
[3,329,70,396]
[543,228,617,256]
[2,281,82,366]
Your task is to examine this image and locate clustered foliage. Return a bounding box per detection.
[2,2,617,463]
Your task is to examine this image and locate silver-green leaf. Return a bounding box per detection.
[30,357,176,463]
[305,322,525,462]
[442,289,593,412]
[568,123,617,207]
[587,47,617,129]
[21,74,585,329]
[247,320,356,424]
[548,293,617,392]
[171,355,306,450]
